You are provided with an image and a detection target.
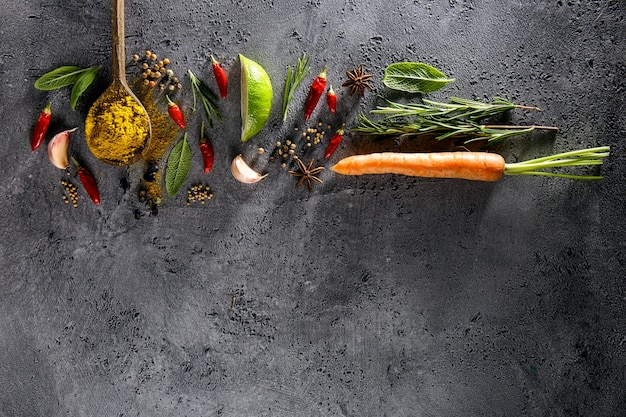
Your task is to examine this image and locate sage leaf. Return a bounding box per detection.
[166,134,192,196]
[382,62,455,94]
[69,66,101,110]
[34,66,88,90]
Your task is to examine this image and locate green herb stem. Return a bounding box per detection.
[355,97,556,146]
[504,146,610,179]
[515,104,542,111]
[483,125,559,131]
[281,53,310,122]
[371,97,518,120]
[188,69,222,127]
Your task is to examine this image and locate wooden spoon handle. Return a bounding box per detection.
[111,0,125,81]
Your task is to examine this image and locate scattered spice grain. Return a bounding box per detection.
[186,184,214,205]
[61,180,79,207]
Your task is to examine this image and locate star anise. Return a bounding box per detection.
[288,158,324,192]
[342,65,373,96]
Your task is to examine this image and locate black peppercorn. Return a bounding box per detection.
[120,176,130,192]
[143,164,159,182]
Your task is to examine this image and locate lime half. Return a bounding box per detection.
[240,54,273,142]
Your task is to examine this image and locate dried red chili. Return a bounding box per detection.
[166,95,186,129]
[324,124,345,159]
[211,55,228,99]
[199,122,214,174]
[304,67,327,120]
[31,102,52,151]
[326,85,336,114]
[71,157,100,205]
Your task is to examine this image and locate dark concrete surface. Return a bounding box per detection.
[1,0,625,416]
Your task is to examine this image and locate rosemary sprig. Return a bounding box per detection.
[281,52,310,122]
[353,97,558,146]
[371,97,522,119]
[188,69,223,127]
[504,146,610,180]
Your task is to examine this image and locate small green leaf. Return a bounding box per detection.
[34,66,88,90]
[70,66,101,110]
[382,62,455,93]
[165,134,192,196]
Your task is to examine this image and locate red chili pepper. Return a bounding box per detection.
[326,85,336,114]
[166,95,186,129]
[31,102,52,151]
[211,55,228,99]
[324,124,345,159]
[71,157,100,205]
[304,67,327,120]
[199,122,214,174]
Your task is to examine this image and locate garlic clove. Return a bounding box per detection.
[231,154,267,184]
[47,128,77,169]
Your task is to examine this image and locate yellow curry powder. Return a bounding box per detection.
[85,90,149,165]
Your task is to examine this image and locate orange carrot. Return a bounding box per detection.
[331,147,610,181]
[331,152,506,181]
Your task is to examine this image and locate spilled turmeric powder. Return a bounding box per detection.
[138,86,179,163]
[85,88,150,165]
[134,84,181,203]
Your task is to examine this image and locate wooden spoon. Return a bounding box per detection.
[85,0,151,166]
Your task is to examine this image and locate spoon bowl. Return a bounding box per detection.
[85,0,151,166]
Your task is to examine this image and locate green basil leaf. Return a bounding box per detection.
[70,66,101,110]
[382,62,455,93]
[166,134,192,196]
[34,66,88,90]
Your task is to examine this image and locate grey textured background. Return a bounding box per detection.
[1,1,625,416]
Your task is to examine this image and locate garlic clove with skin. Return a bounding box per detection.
[47,128,77,169]
[231,154,267,184]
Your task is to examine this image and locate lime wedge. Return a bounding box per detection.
[240,54,273,142]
